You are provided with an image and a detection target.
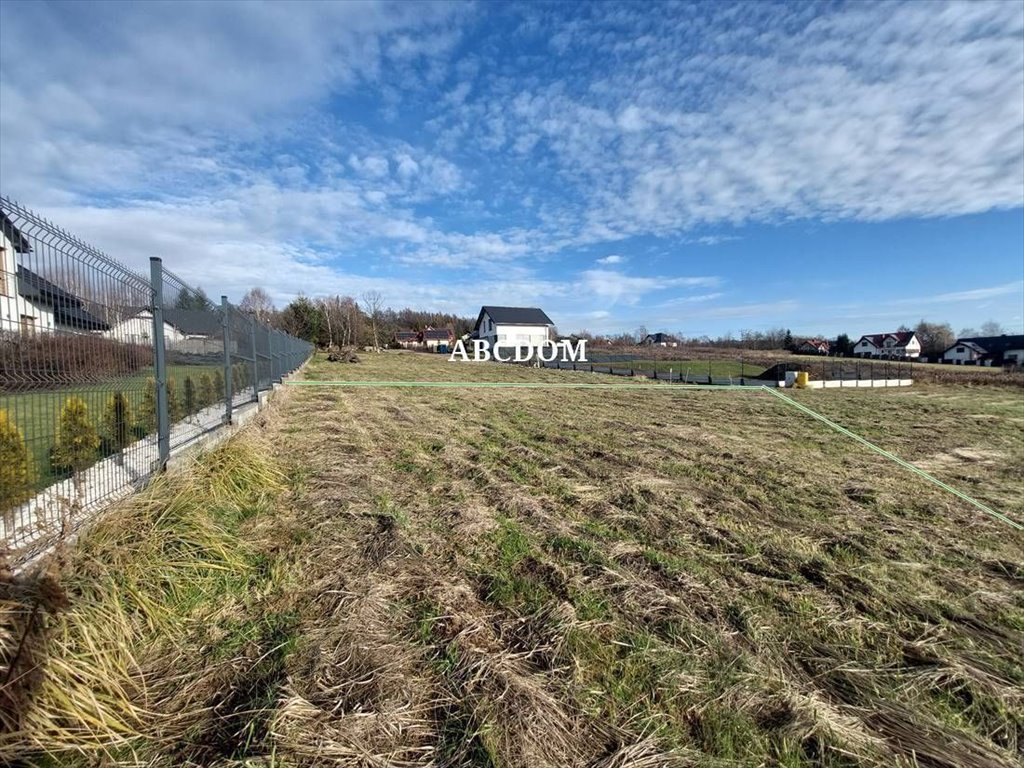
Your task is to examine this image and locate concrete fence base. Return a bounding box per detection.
[778,378,913,389]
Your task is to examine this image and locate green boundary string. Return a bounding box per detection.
[762,387,1022,531]
[284,378,1022,530]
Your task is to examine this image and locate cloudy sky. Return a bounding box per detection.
[1,0,1022,336]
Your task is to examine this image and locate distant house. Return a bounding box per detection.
[394,330,419,348]
[422,327,454,351]
[106,307,226,352]
[796,338,830,355]
[642,332,678,347]
[853,331,921,359]
[941,335,1024,367]
[1,211,109,335]
[473,306,554,350]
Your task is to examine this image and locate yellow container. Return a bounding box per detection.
[795,371,810,388]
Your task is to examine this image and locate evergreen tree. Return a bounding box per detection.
[183,376,197,415]
[0,409,33,508]
[53,397,100,472]
[212,369,225,404]
[102,392,133,451]
[139,378,158,434]
[167,378,183,422]
[198,373,216,407]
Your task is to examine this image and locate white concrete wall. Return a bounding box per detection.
[780,378,913,389]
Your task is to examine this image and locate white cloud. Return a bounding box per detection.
[458,2,1024,236]
[579,269,719,305]
[596,254,624,264]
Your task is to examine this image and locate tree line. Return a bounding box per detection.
[572,319,1008,358]
[235,287,475,349]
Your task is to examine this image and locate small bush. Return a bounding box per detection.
[184,376,197,415]
[166,378,183,422]
[138,378,158,434]
[198,373,216,408]
[233,363,249,392]
[0,409,34,508]
[212,369,225,404]
[102,392,133,451]
[53,396,100,472]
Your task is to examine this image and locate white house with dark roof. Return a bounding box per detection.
[106,307,228,352]
[941,335,1024,367]
[2,211,109,335]
[853,331,921,359]
[473,306,554,351]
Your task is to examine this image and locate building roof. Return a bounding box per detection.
[643,332,676,343]
[395,330,418,340]
[17,266,109,330]
[945,335,1024,356]
[423,328,452,340]
[857,331,917,347]
[798,338,830,349]
[1,211,31,253]
[476,306,554,328]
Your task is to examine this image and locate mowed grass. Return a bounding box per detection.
[6,349,1023,767]
[255,352,1024,765]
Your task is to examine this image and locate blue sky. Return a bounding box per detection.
[1,0,1022,337]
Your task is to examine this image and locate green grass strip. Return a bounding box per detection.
[285,380,756,389]
[763,386,1022,531]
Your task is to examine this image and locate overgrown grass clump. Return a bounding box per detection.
[0,436,287,764]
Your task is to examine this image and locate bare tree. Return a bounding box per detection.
[980,320,1004,336]
[914,319,956,359]
[362,290,384,352]
[239,287,275,324]
[316,297,334,348]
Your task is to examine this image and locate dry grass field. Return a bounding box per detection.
[3,351,1023,767]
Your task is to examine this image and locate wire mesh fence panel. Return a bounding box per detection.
[1,197,157,559]
[228,302,258,407]
[1,196,312,566]
[156,266,230,453]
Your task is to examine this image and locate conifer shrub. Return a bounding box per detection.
[138,378,158,434]
[198,373,216,408]
[212,369,225,405]
[52,397,100,473]
[0,409,34,508]
[102,392,133,452]
[183,376,197,415]
[166,378,183,423]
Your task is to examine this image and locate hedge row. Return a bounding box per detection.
[0,334,153,391]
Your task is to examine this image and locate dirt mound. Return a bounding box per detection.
[326,345,360,363]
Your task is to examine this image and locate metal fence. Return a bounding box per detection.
[533,355,913,386]
[0,196,312,564]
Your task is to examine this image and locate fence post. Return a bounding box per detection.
[269,330,277,382]
[149,257,170,470]
[221,295,233,424]
[250,319,259,400]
